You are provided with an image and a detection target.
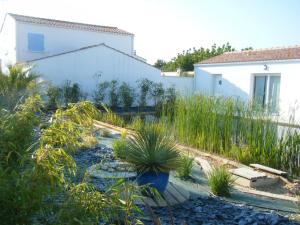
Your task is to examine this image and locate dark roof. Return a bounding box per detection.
[8,13,133,36]
[197,46,300,65]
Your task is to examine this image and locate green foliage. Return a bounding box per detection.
[112,138,128,159]
[62,80,86,105]
[119,82,135,110]
[208,166,233,197]
[160,43,235,72]
[153,59,167,69]
[93,81,109,107]
[126,123,180,173]
[101,129,111,137]
[151,82,165,111]
[98,104,125,127]
[127,116,143,131]
[137,78,153,109]
[161,94,300,176]
[109,80,119,108]
[176,155,194,179]
[46,84,62,109]
[0,65,39,109]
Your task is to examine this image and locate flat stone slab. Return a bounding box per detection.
[230,167,266,180]
[250,164,287,176]
[87,162,137,179]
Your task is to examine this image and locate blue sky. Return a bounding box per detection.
[0,0,299,63]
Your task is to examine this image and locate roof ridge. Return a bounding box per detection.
[22,43,159,70]
[8,13,133,35]
[225,45,300,54]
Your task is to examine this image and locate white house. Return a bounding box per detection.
[0,13,193,97]
[194,46,300,123]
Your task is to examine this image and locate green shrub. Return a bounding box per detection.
[119,82,135,110]
[127,116,143,131]
[126,124,180,173]
[137,78,153,109]
[46,84,62,109]
[208,166,233,197]
[0,65,39,109]
[176,155,194,179]
[93,81,109,107]
[101,129,111,137]
[151,82,165,111]
[109,80,119,108]
[112,138,127,159]
[62,80,85,105]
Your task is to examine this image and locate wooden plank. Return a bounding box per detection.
[142,196,158,207]
[171,183,190,200]
[167,183,187,203]
[230,167,266,180]
[250,164,287,176]
[194,157,213,176]
[163,189,180,205]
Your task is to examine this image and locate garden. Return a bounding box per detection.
[0,65,300,224]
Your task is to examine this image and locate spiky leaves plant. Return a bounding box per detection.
[208,166,234,197]
[126,124,180,173]
[176,155,194,179]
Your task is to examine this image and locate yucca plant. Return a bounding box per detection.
[208,166,234,197]
[126,124,180,173]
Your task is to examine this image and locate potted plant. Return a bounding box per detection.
[126,124,180,194]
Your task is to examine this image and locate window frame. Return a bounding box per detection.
[27,33,45,52]
[252,73,281,114]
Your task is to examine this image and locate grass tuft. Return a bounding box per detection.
[176,155,194,179]
[208,166,233,197]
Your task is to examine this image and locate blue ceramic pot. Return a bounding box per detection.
[137,171,169,194]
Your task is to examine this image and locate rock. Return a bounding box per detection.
[238,219,247,225]
[193,206,203,213]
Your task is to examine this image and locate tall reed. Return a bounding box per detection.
[161,95,300,177]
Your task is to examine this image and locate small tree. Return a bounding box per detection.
[154,59,166,69]
[119,82,134,111]
[62,80,84,105]
[137,78,153,109]
[46,85,62,109]
[151,82,165,111]
[93,81,109,107]
[109,80,119,108]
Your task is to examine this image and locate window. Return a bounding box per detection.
[28,33,44,52]
[253,74,280,113]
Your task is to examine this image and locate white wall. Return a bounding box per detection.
[15,19,134,62]
[0,15,16,70]
[30,44,193,105]
[195,61,300,123]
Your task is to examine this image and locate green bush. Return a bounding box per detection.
[109,80,119,108]
[62,80,85,105]
[126,124,180,173]
[93,81,109,107]
[46,84,62,109]
[112,138,127,159]
[119,82,134,110]
[176,155,194,179]
[0,65,39,109]
[208,166,233,197]
[137,78,153,109]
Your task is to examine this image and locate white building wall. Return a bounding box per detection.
[30,44,193,104]
[0,15,17,70]
[15,19,134,62]
[195,61,300,123]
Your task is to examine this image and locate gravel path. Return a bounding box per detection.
[73,146,300,225]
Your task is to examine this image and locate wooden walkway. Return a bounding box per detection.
[142,182,190,207]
